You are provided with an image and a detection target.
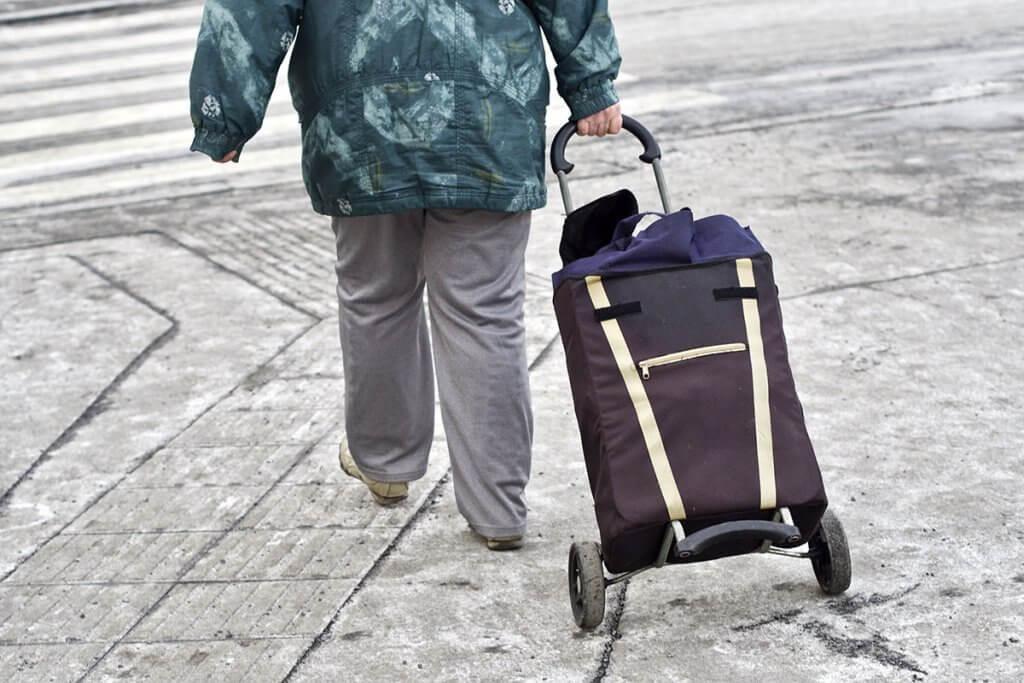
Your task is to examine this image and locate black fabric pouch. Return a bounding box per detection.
[558,189,638,266]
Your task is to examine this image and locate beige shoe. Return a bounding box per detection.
[484,535,524,551]
[338,439,408,506]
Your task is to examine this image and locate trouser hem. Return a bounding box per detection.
[470,522,528,538]
[356,464,428,483]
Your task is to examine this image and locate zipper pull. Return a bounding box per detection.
[641,364,650,380]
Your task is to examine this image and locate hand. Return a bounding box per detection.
[213,150,237,163]
[576,103,622,137]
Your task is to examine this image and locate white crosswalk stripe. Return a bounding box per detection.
[0,4,200,43]
[0,26,198,65]
[0,1,303,214]
[5,47,194,89]
[0,72,194,112]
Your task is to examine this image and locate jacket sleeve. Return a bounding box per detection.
[523,0,622,121]
[188,0,303,161]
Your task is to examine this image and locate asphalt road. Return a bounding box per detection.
[1,1,1022,680]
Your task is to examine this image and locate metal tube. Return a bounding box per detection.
[556,170,574,215]
[652,158,672,213]
[764,548,813,559]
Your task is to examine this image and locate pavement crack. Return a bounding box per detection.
[732,583,926,676]
[732,607,805,632]
[0,255,178,512]
[783,253,1024,300]
[800,619,927,675]
[590,581,629,683]
[826,583,921,616]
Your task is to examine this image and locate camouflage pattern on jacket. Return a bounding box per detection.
[189,0,621,216]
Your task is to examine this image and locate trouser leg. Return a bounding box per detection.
[422,209,533,537]
[331,211,433,482]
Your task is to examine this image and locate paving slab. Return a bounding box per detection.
[125,579,357,642]
[0,254,171,495]
[88,638,310,683]
[0,234,315,578]
[0,643,107,682]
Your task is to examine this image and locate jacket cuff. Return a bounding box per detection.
[190,128,247,162]
[565,79,620,121]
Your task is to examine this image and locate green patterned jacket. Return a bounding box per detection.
[189,0,622,216]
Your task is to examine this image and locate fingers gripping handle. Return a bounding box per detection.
[551,115,672,215]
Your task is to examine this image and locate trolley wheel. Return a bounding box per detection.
[568,541,605,629]
[809,509,852,595]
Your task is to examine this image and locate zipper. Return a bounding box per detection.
[638,342,747,379]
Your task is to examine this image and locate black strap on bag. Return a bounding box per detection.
[713,287,759,301]
[594,301,642,321]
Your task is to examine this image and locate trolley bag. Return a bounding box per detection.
[551,119,828,575]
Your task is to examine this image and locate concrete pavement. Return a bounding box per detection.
[1,0,1022,680]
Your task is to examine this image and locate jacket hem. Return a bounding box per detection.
[311,188,547,217]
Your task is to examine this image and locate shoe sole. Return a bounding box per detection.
[486,537,523,551]
[370,491,408,506]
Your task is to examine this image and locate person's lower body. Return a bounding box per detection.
[331,208,533,546]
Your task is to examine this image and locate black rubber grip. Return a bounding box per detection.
[550,115,662,175]
[675,520,802,558]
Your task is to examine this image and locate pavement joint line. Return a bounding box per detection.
[4,577,357,589]
[0,635,313,648]
[528,331,563,373]
[0,229,157,254]
[590,582,630,683]
[285,331,574,678]
[0,254,178,511]
[61,523,407,536]
[148,230,324,321]
[783,252,1024,300]
[75,431,334,681]
[0,318,323,585]
[280,469,453,680]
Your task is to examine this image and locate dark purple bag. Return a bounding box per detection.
[553,205,827,573]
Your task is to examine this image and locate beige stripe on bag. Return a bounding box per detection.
[736,259,777,509]
[585,276,687,520]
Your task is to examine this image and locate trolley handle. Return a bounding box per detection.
[550,114,661,174]
[550,115,672,215]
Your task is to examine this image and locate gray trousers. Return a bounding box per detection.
[331,209,533,537]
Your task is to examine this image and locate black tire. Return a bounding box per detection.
[568,541,605,629]
[809,509,852,595]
